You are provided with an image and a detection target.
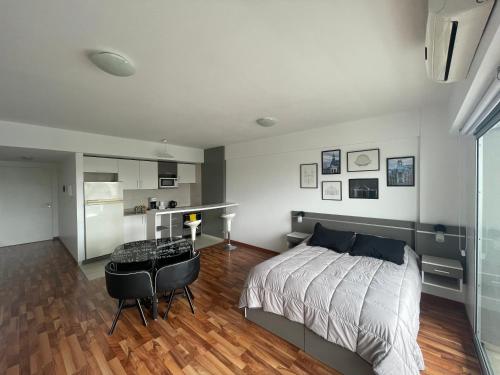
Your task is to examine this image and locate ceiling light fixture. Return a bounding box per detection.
[158,139,174,159]
[256,117,277,128]
[89,51,135,77]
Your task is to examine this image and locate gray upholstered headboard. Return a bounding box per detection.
[291,211,416,248]
[290,211,466,265]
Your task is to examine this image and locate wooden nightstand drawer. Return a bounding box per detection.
[422,262,463,279]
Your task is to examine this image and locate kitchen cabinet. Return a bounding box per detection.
[118,159,140,190]
[139,161,158,189]
[124,214,147,243]
[177,163,196,184]
[118,159,158,190]
[84,157,118,173]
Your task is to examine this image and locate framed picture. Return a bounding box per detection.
[347,148,380,172]
[387,156,415,186]
[321,149,341,174]
[349,178,379,199]
[300,163,318,188]
[322,181,342,200]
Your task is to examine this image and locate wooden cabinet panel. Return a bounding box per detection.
[83,157,118,173]
[177,163,196,184]
[139,161,158,190]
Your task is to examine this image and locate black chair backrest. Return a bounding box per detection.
[105,262,154,300]
[155,252,200,293]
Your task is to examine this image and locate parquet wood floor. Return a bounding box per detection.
[0,240,480,374]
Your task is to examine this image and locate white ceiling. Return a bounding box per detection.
[0,146,71,163]
[0,0,450,148]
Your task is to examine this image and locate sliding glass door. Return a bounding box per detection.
[477,119,500,374]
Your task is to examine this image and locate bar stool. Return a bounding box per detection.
[221,213,237,251]
[184,219,202,252]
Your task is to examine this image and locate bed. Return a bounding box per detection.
[239,214,424,375]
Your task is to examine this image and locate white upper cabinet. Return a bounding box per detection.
[118,159,140,190]
[139,161,158,189]
[83,157,118,173]
[177,163,196,184]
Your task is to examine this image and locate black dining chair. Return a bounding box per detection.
[155,252,200,320]
[105,262,154,335]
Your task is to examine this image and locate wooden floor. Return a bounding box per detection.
[0,240,480,375]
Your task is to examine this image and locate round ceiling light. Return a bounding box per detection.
[89,51,135,77]
[256,117,277,127]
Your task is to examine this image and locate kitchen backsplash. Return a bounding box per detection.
[123,184,191,209]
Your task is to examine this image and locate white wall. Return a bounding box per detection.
[57,153,84,262]
[226,107,461,251]
[0,119,204,163]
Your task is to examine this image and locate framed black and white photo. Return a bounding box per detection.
[300,163,318,188]
[321,149,341,174]
[322,181,342,200]
[349,178,379,199]
[387,156,415,186]
[347,148,380,172]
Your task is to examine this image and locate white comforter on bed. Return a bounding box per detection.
[239,243,424,375]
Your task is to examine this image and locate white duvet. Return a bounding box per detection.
[239,242,424,375]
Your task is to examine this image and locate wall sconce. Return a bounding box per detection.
[297,211,305,223]
[434,224,446,243]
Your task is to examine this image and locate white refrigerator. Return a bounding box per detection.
[84,182,124,260]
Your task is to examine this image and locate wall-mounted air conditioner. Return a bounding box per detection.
[425,0,494,83]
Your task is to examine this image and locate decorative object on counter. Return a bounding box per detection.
[349,178,379,199]
[322,149,341,174]
[168,200,178,208]
[134,205,147,214]
[322,181,342,201]
[347,148,380,172]
[221,213,237,251]
[387,156,415,186]
[158,201,166,210]
[185,219,202,253]
[300,163,318,188]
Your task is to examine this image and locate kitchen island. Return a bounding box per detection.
[146,202,239,240]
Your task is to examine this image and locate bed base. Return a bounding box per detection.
[244,308,373,375]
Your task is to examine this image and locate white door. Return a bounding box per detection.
[0,166,53,246]
[118,159,140,190]
[139,161,158,189]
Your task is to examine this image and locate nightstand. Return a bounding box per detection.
[286,232,310,248]
[421,255,463,292]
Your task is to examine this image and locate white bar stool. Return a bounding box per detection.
[184,219,202,253]
[221,213,237,251]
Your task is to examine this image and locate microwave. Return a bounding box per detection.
[159,177,178,189]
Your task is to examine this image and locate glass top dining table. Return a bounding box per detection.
[110,237,192,264]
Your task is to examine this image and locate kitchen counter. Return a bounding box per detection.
[147,202,238,216]
[146,202,239,240]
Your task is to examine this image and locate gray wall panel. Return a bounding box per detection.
[202,146,225,237]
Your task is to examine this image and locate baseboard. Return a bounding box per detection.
[230,240,278,255]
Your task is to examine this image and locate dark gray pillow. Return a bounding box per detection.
[349,234,405,265]
[308,223,355,253]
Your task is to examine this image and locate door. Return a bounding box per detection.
[477,119,500,374]
[118,159,140,190]
[139,161,158,189]
[0,166,53,246]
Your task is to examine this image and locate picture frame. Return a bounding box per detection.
[347,148,380,172]
[321,149,341,174]
[348,178,379,199]
[322,181,342,200]
[386,156,415,186]
[300,163,318,188]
